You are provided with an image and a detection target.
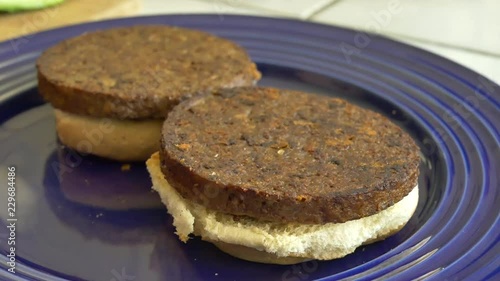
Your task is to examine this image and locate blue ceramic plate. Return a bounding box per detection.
[0,15,498,281]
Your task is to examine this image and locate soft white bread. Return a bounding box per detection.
[55,109,162,162]
[146,152,419,264]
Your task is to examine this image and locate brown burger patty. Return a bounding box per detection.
[160,87,420,224]
[36,25,261,119]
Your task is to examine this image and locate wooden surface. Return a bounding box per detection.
[0,0,141,41]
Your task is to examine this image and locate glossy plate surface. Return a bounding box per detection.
[0,15,498,281]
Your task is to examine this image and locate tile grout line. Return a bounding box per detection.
[324,23,500,59]
[304,0,343,20]
[191,0,344,20]
[171,0,500,59]
[190,0,298,18]
[305,4,500,58]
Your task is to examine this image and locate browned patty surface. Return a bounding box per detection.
[160,87,420,224]
[37,25,261,119]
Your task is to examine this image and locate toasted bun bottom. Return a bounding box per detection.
[210,223,408,265]
[54,109,162,161]
[146,152,419,264]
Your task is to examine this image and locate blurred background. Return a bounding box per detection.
[2,0,498,84]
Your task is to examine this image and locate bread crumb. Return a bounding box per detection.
[175,143,191,151]
[293,120,314,126]
[364,128,377,136]
[277,149,285,155]
[296,195,308,202]
[121,164,131,171]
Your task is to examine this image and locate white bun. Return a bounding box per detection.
[146,152,419,264]
[55,109,162,161]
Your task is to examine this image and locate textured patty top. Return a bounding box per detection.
[160,87,420,224]
[36,25,261,119]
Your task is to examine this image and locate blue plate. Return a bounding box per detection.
[0,15,498,281]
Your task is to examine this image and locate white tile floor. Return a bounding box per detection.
[217,0,334,18]
[141,0,500,84]
[140,0,269,16]
[312,0,500,56]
